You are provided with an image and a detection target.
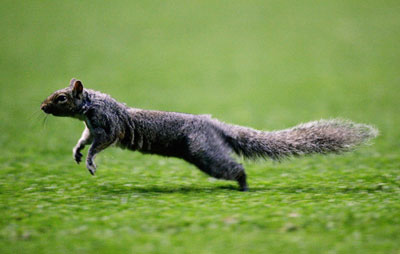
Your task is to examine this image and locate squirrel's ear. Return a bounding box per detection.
[72,80,84,97]
[69,78,77,87]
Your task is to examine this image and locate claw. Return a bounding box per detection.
[75,157,81,164]
[74,151,83,164]
[86,160,96,176]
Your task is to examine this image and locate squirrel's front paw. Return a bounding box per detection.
[73,150,83,164]
[86,160,96,176]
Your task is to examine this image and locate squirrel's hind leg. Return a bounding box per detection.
[237,171,249,192]
[186,139,249,191]
[189,154,249,191]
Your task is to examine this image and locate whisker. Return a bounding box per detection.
[28,108,42,119]
[28,111,37,120]
[34,112,45,123]
[42,114,49,129]
[28,109,47,129]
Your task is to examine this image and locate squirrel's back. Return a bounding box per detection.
[120,109,214,156]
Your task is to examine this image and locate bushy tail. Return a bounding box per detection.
[221,119,378,160]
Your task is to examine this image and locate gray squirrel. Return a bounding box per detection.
[40,79,378,191]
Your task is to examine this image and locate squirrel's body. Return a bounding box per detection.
[41,79,378,191]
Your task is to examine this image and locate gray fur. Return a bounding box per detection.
[41,79,378,191]
[219,119,378,160]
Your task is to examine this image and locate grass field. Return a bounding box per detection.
[1,0,400,253]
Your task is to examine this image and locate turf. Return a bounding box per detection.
[1,0,400,253]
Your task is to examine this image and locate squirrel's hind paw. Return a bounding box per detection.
[86,160,96,176]
[88,168,96,176]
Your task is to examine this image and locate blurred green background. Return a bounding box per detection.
[0,0,399,253]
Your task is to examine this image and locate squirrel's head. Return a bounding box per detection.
[40,78,85,117]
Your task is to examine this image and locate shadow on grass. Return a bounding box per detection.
[97,184,244,194]
[95,182,394,195]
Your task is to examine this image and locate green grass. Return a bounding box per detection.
[1,0,400,253]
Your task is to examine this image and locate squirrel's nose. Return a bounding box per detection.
[41,103,49,113]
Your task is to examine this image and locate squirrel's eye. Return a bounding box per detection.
[56,95,67,103]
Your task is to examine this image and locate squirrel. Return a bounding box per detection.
[40,78,378,191]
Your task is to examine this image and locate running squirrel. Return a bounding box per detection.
[40,79,378,191]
